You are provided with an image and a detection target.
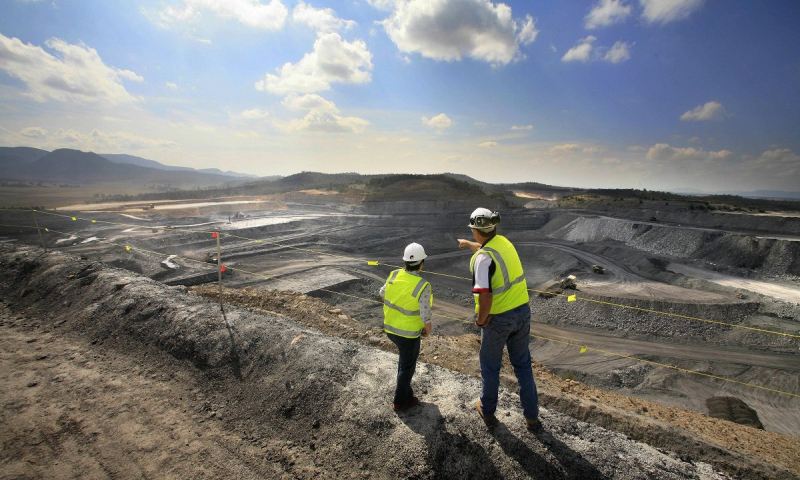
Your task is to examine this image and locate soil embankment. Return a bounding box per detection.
[2,244,799,479]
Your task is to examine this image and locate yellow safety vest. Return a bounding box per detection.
[469,235,529,314]
[383,269,432,338]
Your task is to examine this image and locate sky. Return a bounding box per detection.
[0,0,798,194]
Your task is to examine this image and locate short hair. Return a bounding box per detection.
[474,227,497,240]
[405,260,423,271]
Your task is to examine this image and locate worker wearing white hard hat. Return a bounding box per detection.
[457,208,541,432]
[379,242,433,411]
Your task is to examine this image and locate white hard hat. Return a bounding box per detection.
[468,207,500,232]
[403,242,427,263]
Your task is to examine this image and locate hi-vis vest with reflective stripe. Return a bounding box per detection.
[383,269,432,339]
[469,235,529,315]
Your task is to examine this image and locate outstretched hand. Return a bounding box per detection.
[457,238,480,252]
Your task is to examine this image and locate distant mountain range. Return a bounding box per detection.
[99,153,258,178]
[0,147,261,186]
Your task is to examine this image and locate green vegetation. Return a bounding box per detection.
[554,188,800,213]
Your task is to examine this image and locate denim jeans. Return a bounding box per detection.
[479,303,539,420]
[387,333,421,406]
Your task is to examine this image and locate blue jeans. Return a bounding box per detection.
[387,333,421,406]
[479,303,539,420]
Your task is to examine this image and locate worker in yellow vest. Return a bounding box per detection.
[457,208,541,431]
[380,242,433,411]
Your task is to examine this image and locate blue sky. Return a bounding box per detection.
[0,0,798,193]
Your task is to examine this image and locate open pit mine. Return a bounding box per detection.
[0,190,798,479]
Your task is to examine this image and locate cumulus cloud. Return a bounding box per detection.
[20,127,48,139]
[422,113,452,128]
[585,0,632,29]
[3,126,179,151]
[0,33,141,105]
[511,125,533,131]
[286,110,369,133]
[549,143,581,153]
[282,93,339,113]
[166,82,179,90]
[479,141,498,148]
[603,41,631,63]
[751,149,800,175]
[293,1,356,34]
[517,15,539,46]
[562,36,596,62]
[278,94,368,134]
[680,101,727,121]
[255,33,373,95]
[646,143,732,164]
[153,0,288,30]
[563,36,631,63]
[379,0,537,66]
[639,0,704,24]
[88,129,181,150]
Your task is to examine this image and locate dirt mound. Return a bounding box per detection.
[706,397,764,430]
[2,244,799,479]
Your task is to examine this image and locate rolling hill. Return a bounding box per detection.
[0,148,252,187]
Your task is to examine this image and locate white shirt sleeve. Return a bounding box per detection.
[472,252,492,292]
[419,283,432,324]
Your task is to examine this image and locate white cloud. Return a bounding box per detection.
[478,141,498,148]
[511,125,533,131]
[603,41,631,63]
[583,146,605,154]
[379,0,536,67]
[154,0,288,30]
[585,0,632,29]
[562,36,595,62]
[88,129,181,150]
[282,93,338,113]
[255,33,373,95]
[563,36,630,63]
[286,110,369,133]
[549,143,581,153]
[639,0,704,24]
[517,15,539,46]
[646,143,732,164]
[240,108,270,119]
[751,149,800,175]
[20,127,48,139]
[422,113,452,128]
[293,1,356,34]
[0,34,141,105]
[2,126,180,151]
[166,82,178,90]
[680,101,727,121]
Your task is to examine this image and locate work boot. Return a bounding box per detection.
[526,417,543,433]
[393,396,420,411]
[477,400,497,426]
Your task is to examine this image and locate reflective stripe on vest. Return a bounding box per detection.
[383,269,431,339]
[470,235,529,314]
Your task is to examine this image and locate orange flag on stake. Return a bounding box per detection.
[212,232,218,238]
[220,265,226,272]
